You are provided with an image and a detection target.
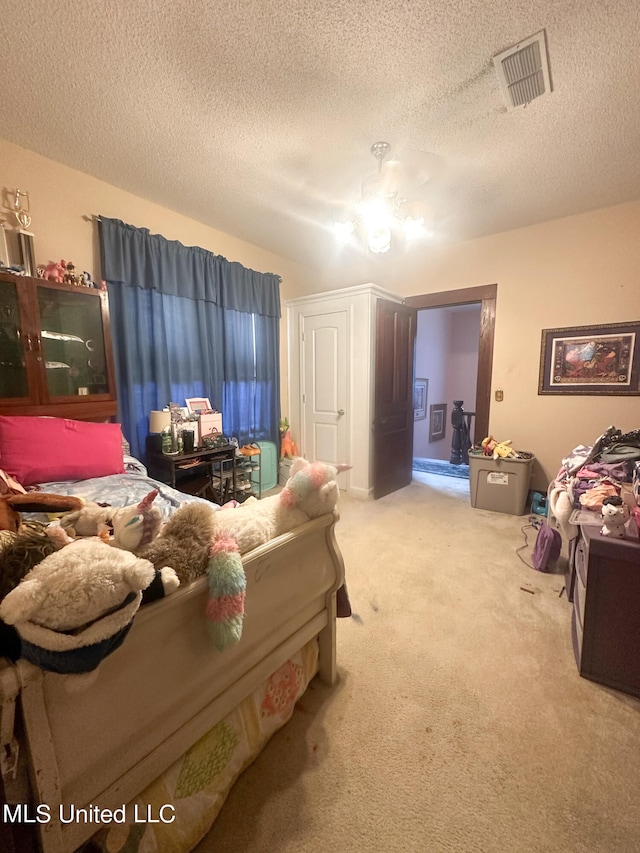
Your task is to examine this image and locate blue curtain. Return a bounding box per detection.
[100,217,281,460]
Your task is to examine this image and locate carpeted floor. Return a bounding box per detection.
[413,456,469,479]
[196,473,640,853]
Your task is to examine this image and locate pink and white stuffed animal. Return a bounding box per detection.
[210,458,348,554]
[205,458,348,650]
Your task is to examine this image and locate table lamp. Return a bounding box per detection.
[149,410,171,434]
[148,410,171,453]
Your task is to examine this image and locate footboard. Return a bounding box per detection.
[0,512,344,853]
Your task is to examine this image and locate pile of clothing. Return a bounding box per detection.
[550,426,640,541]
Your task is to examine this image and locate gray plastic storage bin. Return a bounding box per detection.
[468,451,535,515]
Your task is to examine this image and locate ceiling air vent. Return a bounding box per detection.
[493,30,551,110]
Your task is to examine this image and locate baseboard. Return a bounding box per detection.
[347,485,373,500]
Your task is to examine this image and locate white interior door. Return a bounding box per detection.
[301,311,348,472]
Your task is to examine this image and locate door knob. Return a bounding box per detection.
[337,409,345,416]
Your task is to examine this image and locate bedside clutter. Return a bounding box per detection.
[147,407,223,453]
[199,412,223,444]
[146,442,237,503]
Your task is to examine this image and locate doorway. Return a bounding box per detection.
[413,303,482,467]
[405,283,496,448]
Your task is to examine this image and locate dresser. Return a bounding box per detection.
[571,524,640,697]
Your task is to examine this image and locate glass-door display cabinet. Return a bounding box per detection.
[0,271,117,420]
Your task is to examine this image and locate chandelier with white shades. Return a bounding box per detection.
[333,142,429,254]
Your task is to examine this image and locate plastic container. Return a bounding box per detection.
[252,441,278,492]
[468,451,535,515]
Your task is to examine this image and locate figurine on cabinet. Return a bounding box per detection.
[63,260,77,285]
[42,260,65,282]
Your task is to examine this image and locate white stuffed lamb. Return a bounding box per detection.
[0,538,162,673]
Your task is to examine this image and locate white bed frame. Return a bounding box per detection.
[0,511,344,853]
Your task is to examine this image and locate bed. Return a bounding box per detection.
[0,415,346,853]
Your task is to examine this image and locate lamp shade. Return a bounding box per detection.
[149,410,171,433]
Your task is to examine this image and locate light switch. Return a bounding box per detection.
[495,389,504,402]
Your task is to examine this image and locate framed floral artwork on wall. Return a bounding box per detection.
[539,322,640,395]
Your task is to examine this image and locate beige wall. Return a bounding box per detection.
[318,202,640,490]
[402,204,640,490]
[0,138,322,416]
[3,137,639,492]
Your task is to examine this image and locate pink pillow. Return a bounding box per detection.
[0,416,125,486]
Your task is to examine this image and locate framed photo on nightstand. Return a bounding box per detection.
[185,397,212,414]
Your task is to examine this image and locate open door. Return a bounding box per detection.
[373,299,417,499]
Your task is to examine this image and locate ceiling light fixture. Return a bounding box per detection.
[334,142,428,254]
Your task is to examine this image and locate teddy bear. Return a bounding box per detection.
[600,495,629,538]
[0,537,173,673]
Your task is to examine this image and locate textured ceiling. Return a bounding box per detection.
[2,1,640,279]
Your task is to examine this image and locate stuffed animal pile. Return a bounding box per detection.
[0,489,178,672]
[0,457,347,668]
[139,457,347,650]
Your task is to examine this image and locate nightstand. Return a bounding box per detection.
[146,443,237,504]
